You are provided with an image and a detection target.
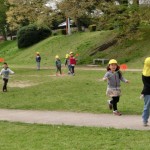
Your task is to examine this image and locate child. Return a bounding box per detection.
[36,52,41,70]
[0,62,14,92]
[69,52,76,76]
[55,55,62,76]
[103,59,129,116]
[65,53,71,74]
[141,57,150,126]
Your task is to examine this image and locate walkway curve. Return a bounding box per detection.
[0,109,149,130]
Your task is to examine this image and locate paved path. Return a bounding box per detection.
[0,109,149,130]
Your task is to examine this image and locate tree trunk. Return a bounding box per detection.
[133,0,139,5]
[2,28,7,41]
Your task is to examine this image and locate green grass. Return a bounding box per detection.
[0,67,143,115]
[0,31,114,67]
[0,28,149,149]
[0,121,149,150]
[93,25,150,68]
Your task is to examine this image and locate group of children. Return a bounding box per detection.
[55,51,76,76]
[35,51,77,76]
[1,56,150,126]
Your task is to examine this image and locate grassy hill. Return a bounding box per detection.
[0,30,115,67]
[0,25,150,68]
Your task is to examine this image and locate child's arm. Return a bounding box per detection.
[9,69,14,74]
[103,72,109,81]
[120,76,129,83]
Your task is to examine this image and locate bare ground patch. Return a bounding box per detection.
[9,81,39,88]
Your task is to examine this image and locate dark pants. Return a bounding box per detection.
[3,78,8,92]
[56,66,62,74]
[70,66,75,74]
[110,96,120,111]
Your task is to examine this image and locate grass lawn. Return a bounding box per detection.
[0,121,149,150]
[0,67,143,115]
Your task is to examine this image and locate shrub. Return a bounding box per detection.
[88,25,97,32]
[17,24,52,48]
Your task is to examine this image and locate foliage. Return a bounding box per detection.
[6,0,53,31]
[94,1,140,39]
[17,24,52,48]
[58,0,97,31]
[0,0,9,40]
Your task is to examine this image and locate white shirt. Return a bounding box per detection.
[0,68,14,79]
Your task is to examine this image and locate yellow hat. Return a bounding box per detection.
[36,52,40,54]
[55,55,59,59]
[69,52,73,55]
[109,59,117,64]
[65,54,69,58]
[143,57,150,76]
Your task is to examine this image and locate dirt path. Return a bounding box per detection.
[0,109,149,130]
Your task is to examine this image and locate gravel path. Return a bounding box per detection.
[0,109,149,130]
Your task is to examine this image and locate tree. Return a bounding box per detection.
[0,0,9,40]
[6,0,53,31]
[133,0,139,5]
[94,0,140,38]
[58,0,97,31]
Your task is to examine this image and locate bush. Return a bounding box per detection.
[88,25,97,32]
[17,24,52,48]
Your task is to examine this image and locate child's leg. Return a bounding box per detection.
[142,95,150,125]
[37,62,40,70]
[72,66,75,74]
[58,66,62,74]
[3,78,8,92]
[56,66,59,74]
[110,96,120,111]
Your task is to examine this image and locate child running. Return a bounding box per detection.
[0,62,14,92]
[55,55,62,76]
[103,59,129,116]
[141,57,150,126]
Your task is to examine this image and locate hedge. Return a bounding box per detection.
[17,24,52,48]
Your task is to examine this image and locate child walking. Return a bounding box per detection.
[36,52,41,70]
[65,53,71,74]
[103,59,129,116]
[0,62,14,92]
[141,57,150,126]
[69,52,76,76]
[55,55,62,76]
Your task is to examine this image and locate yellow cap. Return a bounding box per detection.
[36,52,40,54]
[69,52,73,55]
[143,57,150,76]
[109,59,117,64]
[55,55,59,59]
[65,54,69,58]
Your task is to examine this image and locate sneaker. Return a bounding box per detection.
[113,110,122,116]
[143,122,148,127]
[107,100,112,110]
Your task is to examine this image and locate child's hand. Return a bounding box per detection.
[140,94,144,100]
[126,80,129,83]
[103,77,108,81]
